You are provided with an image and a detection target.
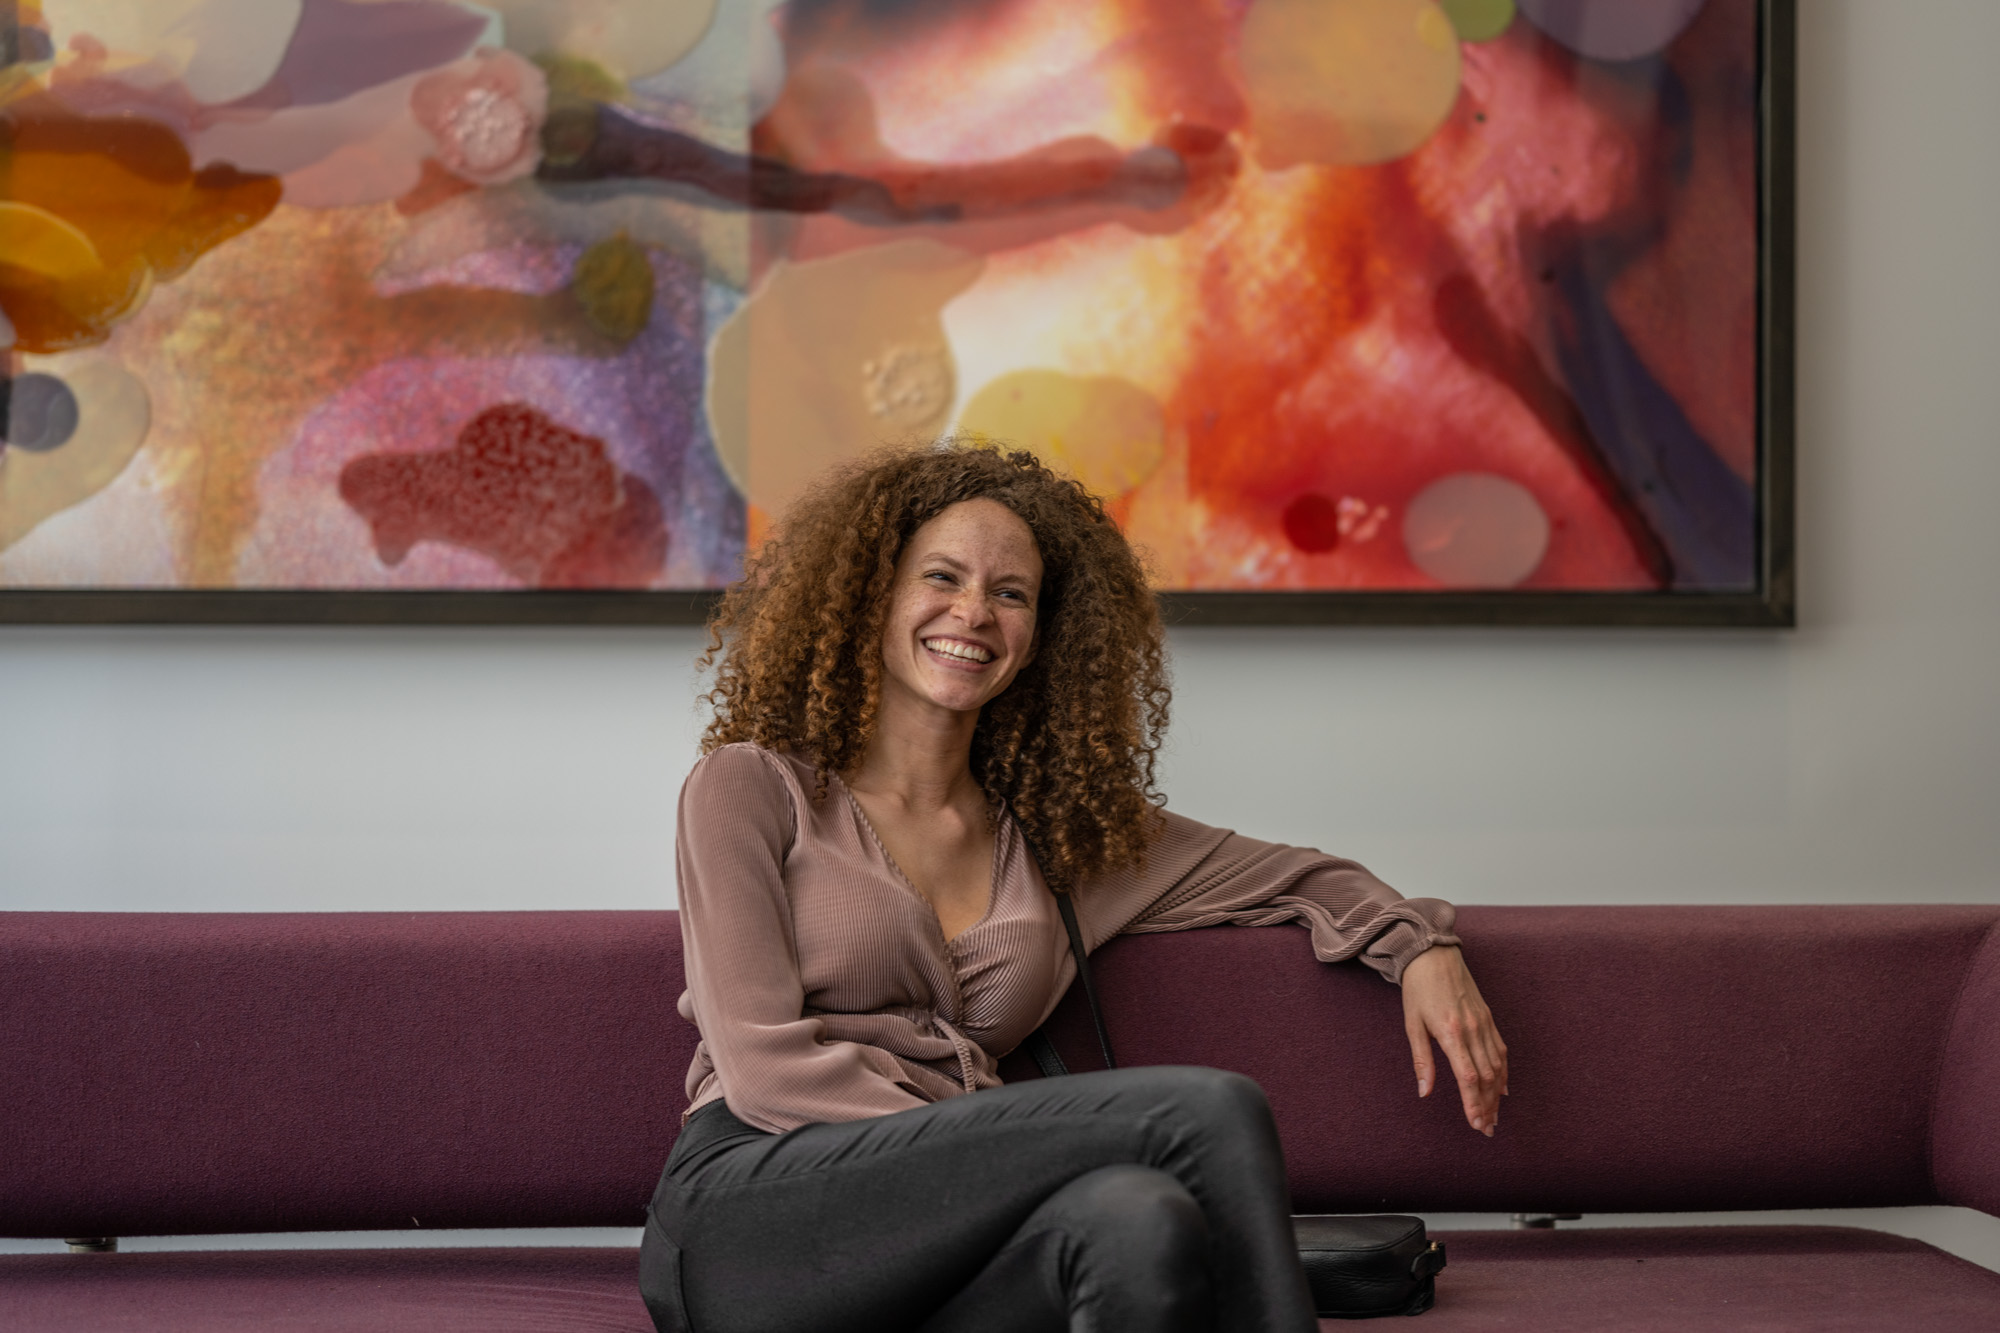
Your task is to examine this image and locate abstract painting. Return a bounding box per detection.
[0,0,1791,624]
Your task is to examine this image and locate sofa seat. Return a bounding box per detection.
[0,1247,655,1332]
[1416,1226,2000,1331]
[7,1226,1997,1330]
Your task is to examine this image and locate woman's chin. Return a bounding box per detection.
[929,687,998,715]
[899,674,1003,716]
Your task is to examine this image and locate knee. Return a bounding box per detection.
[1054,1165,1208,1265]
[1156,1066,1272,1132]
[1022,1167,1214,1329]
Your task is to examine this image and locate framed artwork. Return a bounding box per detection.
[0,0,1791,626]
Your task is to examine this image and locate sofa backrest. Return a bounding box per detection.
[1,912,696,1237]
[1932,919,2000,1216]
[5,905,1996,1237]
[1018,904,2000,1215]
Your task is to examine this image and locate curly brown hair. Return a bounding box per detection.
[700,442,1171,889]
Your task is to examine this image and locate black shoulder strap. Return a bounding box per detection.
[1026,891,1116,1076]
[1022,1029,1069,1079]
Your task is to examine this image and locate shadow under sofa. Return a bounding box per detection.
[4,905,1998,1330]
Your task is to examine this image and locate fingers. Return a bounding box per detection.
[1463,1014,1499,1088]
[1405,1015,1435,1099]
[1472,1000,1512,1096]
[1435,1021,1499,1136]
[1466,1016,1509,1130]
[1485,1022,1510,1099]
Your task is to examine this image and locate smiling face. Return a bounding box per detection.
[879,497,1045,720]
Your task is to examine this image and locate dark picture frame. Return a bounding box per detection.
[0,0,1793,628]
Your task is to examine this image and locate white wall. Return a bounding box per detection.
[3,1,1995,915]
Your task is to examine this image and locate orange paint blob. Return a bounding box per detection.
[1171,169,1390,505]
[0,95,280,352]
[394,158,482,218]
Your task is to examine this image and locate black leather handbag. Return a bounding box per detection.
[1293,1214,1445,1318]
[1024,892,1446,1319]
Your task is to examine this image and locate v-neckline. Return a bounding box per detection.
[836,773,1006,948]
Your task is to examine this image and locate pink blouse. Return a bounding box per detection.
[676,743,1460,1134]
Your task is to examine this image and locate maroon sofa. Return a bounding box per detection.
[4,905,1999,1331]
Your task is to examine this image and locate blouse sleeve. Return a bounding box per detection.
[1070,810,1459,984]
[676,745,928,1132]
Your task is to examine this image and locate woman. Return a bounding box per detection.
[645,444,1508,1333]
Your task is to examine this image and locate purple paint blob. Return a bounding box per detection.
[2,374,81,453]
[234,0,488,110]
[1517,0,1707,62]
[249,241,720,589]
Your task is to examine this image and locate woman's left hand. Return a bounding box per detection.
[1400,945,1509,1136]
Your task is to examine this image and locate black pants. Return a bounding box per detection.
[639,1065,1318,1333]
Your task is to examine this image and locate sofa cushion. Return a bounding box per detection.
[7,1228,1994,1331]
[1032,905,2000,1214]
[0,1248,652,1332]
[1402,1226,2000,1332]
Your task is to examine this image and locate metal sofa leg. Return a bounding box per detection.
[1510,1214,1582,1230]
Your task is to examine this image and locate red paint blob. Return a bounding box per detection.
[340,403,668,587]
[541,476,669,588]
[1281,492,1342,554]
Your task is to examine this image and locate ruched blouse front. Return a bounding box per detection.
[675,743,1460,1134]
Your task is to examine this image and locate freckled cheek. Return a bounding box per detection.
[899,612,970,662]
[890,589,950,634]
[1004,617,1038,664]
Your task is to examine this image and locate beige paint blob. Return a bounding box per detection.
[44,0,304,104]
[1,361,152,551]
[706,240,984,521]
[1401,472,1549,587]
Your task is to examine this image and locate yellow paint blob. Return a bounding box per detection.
[1440,0,1516,42]
[1239,0,1463,169]
[45,259,155,349]
[0,360,151,550]
[706,239,984,520]
[0,202,103,281]
[571,233,654,343]
[958,369,1166,499]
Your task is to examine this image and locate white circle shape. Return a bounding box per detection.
[1402,472,1551,587]
[1516,0,1707,63]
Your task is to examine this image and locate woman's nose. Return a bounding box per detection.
[953,588,995,627]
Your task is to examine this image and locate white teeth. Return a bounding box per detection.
[924,638,993,663]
